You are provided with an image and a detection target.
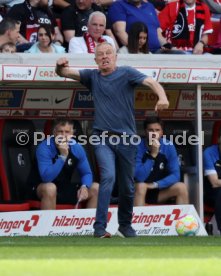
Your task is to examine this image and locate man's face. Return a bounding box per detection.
[88,15,106,41]
[76,0,92,10]
[184,0,196,7]
[8,23,20,44]
[145,123,163,143]
[95,43,117,72]
[54,123,74,145]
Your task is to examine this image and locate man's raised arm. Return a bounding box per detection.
[55,57,81,81]
[142,77,169,111]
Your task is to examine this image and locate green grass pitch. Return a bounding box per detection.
[0,236,221,276]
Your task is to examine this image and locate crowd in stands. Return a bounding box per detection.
[1,0,221,54]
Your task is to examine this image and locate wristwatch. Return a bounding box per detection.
[199,40,206,47]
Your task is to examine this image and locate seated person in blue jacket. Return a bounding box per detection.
[30,118,98,210]
[203,135,221,233]
[134,117,189,206]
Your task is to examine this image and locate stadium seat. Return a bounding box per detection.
[0,119,78,211]
[0,201,30,212]
[0,119,35,211]
[28,200,79,210]
[163,120,196,169]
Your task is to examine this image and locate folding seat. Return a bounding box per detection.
[163,120,197,205]
[163,120,196,169]
[0,119,35,211]
[0,201,30,212]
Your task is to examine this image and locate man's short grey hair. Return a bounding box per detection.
[95,42,117,56]
[88,11,106,27]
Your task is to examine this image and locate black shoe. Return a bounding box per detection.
[117,226,137,238]
[94,231,112,238]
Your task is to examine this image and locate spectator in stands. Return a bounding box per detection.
[30,118,98,210]
[158,0,213,54]
[0,17,20,48]
[61,0,116,47]
[107,0,169,53]
[203,133,221,234]
[0,41,16,52]
[55,42,169,238]
[134,117,189,206]
[68,11,115,53]
[6,0,63,49]
[118,21,149,54]
[61,0,105,43]
[25,24,66,53]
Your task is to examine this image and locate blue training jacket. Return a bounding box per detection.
[36,137,93,188]
[135,138,180,189]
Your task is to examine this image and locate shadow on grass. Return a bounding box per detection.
[0,236,221,260]
[0,236,220,247]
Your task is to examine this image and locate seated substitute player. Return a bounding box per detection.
[134,117,189,206]
[30,118,98,210]
[203,133,221,234]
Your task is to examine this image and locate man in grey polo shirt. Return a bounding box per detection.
[55,42,169,238]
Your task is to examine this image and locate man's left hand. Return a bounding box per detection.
[77,186,89,202]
